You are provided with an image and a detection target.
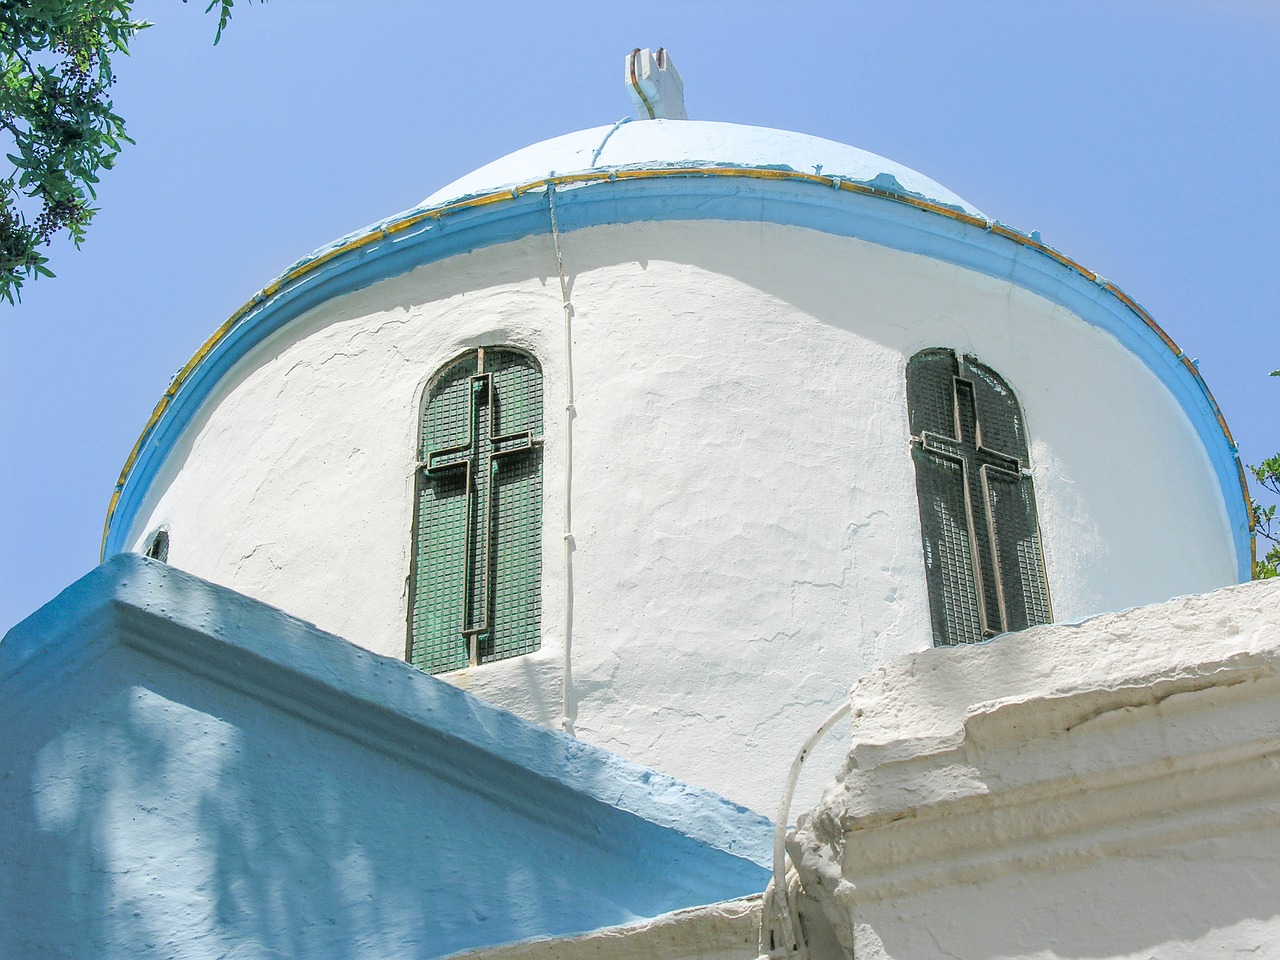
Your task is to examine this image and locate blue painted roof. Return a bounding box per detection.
[1,554,773,959]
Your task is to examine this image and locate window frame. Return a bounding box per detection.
[406,346,544,673]
[906,348,1052,646]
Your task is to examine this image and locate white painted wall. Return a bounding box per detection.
[125,219,1238,815]
[852,831,1280,960]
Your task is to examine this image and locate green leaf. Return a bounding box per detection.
[0,0,256,301]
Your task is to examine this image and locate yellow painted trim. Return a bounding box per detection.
[100,164,1249,557]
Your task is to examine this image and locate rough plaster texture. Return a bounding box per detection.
[0,555,771,960]
[789,579,1280,960]
[122,218,1237,816]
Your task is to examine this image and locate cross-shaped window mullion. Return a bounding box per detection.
[918,376,1025,638]
[978,461,1022,633]
[422,375,488,663]
[420,371,541,666]
[490,431,537,457]
[907,349,1051,649]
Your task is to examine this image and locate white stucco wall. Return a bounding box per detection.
[124,218,1237,815]
[852,831,1280,960]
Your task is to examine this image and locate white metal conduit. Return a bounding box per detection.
[546,181,576,736]
[762,699,853,958]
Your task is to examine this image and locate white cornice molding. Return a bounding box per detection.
[790,580,1280,906]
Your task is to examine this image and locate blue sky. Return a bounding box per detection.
[2,0,1277,630]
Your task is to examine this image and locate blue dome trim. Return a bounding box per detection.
[102,170,1251,581]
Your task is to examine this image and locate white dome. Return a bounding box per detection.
[422,119,986,218]
[107,112,1248,817]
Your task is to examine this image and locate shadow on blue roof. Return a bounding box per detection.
[1,554,771,960]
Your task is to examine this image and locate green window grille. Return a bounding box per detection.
[906,348,1052,647]
[143,527,169,563]
[408,347,543,674]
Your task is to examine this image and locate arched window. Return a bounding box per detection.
[408,347,543,673]
[143,527,169,563]
[906,349,1051,646]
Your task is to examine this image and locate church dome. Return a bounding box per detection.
[105,113,1250,815]
[421,119,986,218]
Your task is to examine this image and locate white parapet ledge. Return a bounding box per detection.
[789,580,1280,906]
[443,895,762,960]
